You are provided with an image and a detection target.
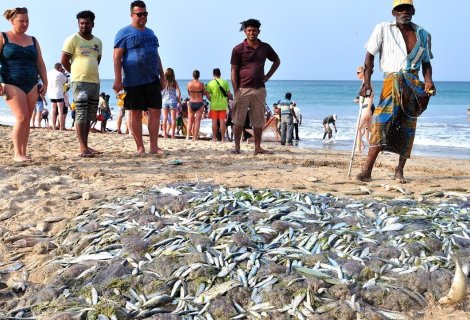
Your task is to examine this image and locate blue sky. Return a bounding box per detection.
[2,0,469,81]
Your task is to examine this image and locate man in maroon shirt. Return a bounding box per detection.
[230,19,280,155]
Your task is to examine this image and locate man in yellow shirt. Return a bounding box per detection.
[61,10,102,157]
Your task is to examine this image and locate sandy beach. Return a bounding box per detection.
[1,125,469,319]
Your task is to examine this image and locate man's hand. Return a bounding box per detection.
[39,84,47,96]
[360,82,373,97]
[113,79,124,93]
[425,81,436,96]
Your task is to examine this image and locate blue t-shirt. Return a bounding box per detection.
[114,25,160,87]
[278,99,293,115]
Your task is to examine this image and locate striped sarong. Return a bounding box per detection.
[370,72,429,158]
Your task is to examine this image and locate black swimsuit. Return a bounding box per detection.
[189,102,204,111]
[0,32,38,94]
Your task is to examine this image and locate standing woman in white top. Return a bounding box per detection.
[355,65,374,152]
[161,68,181,138]
[47,62,67,130]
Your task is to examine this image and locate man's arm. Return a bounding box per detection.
[422,62,436,96]
[113,47,125,92]
[158,55,166,88]
[61,52,72,73]
[290,104,298,122]
[263,56,280,83]
[360,52,375,97]
[34,40,48,95]
[231,64,240,93]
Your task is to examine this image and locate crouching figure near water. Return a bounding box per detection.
[356,0,436,183]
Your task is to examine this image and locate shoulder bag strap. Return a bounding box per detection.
[214,79,227,97]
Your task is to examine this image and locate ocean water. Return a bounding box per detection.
[1,79,469,159]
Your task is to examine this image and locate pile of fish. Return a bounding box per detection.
[1,182,469,320]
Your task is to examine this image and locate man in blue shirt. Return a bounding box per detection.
[113,0,165,156]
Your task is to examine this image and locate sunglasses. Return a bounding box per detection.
[14,7,28,14]
[132,11,148,17]
[356,71,362,74]
[394,5,413,13]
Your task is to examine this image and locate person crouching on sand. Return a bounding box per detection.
[322,114,337,140]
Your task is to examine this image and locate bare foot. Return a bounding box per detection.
[230,149,241,155]
[394,170,407,184]
[87,147,103,155]
[149,148,164,155]
[356,170,372,182]
[78,152,94,158]
[254,148,273,155]
[13,155,32,162]
[134,152,146,157]
[133,146,146,157]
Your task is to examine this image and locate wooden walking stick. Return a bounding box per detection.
[347,89,371,178]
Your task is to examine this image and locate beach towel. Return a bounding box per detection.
[370,71,430,158]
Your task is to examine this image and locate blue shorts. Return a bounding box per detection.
[35,101,44,113]
[163,101,178,110]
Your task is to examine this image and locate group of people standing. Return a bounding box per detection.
[0,0,436,184]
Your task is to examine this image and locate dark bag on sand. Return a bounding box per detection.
[214,79,228,97]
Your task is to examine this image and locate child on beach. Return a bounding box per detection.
[161,68,181,138]
[41,109,49,127]
[175,102,183,136]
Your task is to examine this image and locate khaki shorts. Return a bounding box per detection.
[232,87,266,129]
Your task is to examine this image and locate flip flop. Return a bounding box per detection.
[168,159,183,165]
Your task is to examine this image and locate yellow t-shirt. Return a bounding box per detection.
[62,33,102,83]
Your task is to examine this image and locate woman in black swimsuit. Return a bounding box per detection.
[186,70,209,140]
[0,7,48,162]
